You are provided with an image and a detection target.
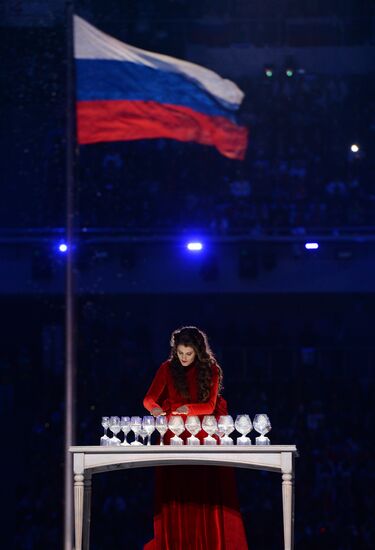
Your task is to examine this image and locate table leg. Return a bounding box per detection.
[282,472,294,550]
[74,473,84,550]
[83,473,92,550]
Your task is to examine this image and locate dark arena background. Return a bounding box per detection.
[1,1,375,549]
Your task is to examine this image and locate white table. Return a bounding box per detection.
[69,445,298,550]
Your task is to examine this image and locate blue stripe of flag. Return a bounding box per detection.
[75,59,235,120]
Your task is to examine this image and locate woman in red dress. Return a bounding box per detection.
[143,326,248,550]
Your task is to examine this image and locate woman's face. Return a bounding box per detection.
[176,345,196,367]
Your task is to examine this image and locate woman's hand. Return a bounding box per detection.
[172,405,189,415]
[151,407,166,417]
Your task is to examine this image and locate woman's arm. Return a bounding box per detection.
[143,362,168,414]
[184,365,220,415]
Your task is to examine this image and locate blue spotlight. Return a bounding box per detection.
[59,243,68,253]
[187,242,203,252]
[305,242,319,250]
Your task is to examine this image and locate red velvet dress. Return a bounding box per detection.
[143,360,249,550]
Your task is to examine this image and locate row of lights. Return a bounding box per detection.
[187,242,319,252]
[58,241,320,253]
[57,241,257,255]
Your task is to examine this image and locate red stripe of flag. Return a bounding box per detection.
[76,99,248,160]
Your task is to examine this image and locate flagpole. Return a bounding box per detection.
[64,1,76,549]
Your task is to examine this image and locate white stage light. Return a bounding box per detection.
[187,242,203,251]
[305,242,319,250]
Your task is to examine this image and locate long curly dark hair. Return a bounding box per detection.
[168,326,223,402]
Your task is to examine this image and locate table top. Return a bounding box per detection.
[69,445,298,454]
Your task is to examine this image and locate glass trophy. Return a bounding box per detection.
[218,415,235,445]
[253,414,271,445]
[202,415,218,445]
[169,416,185,445]
[235,414,252,445]
[185,416,201,446]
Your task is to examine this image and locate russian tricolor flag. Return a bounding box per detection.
[73,15,248,160]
